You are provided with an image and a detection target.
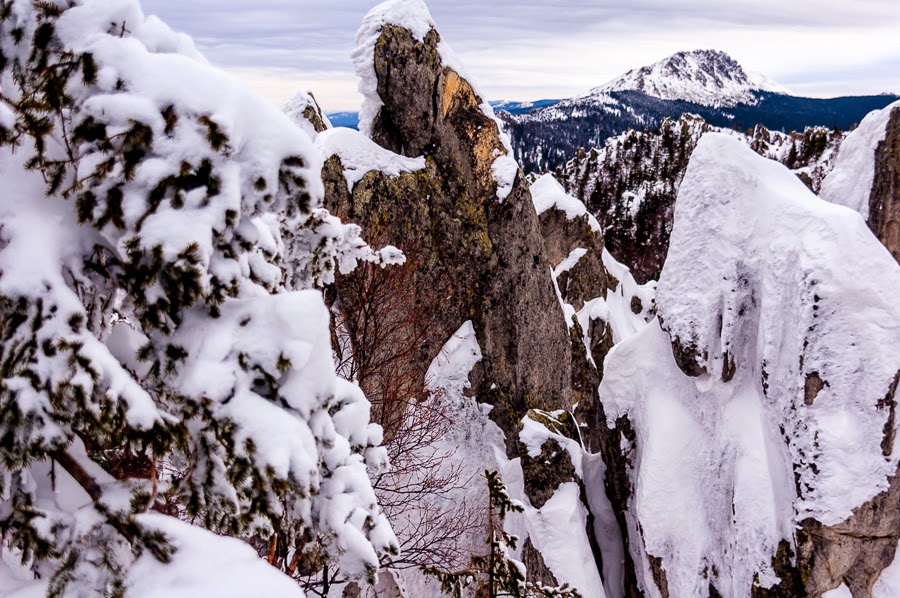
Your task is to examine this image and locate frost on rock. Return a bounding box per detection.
[601,133,900,596]
[315,127,426,192]
[0,0,395,593]
[821,99,900,219]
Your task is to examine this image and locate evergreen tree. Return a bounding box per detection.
[0,0,397,594]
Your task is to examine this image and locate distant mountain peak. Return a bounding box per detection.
[592,49,788,107]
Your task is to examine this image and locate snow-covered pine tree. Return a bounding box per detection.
[0,0,397,594]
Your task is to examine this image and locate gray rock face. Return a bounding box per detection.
[319,18,621,593]
[333,22,573,452]
[870,107,900,262]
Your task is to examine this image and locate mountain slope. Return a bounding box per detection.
[503,90,897,172]
[592,49,787,108]
[499,51,896,172]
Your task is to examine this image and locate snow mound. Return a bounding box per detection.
[531,174,601,232]
[315,127,426,191]
[820,99,900,219]
[657,133,900,525]
[594,50,787,108]
[126,515,306,598]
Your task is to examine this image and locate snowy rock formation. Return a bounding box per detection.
[822,100,900,262]
[297,1,900,596]
[326,0,574,448]
[601,134,900,597]
[307,0,652,594]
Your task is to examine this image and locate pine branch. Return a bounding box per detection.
[51,450,171,563]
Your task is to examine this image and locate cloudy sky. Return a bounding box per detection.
[141,0,900,112]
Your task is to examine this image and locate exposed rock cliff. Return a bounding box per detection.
[870,107,900,261]
[290,3,900,597]
[314,1,612,593]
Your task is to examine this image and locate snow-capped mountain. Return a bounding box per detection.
[592,49,787,108]
[497,49,897,171]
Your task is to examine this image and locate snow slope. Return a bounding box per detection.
[821,99,900,219]
[592,50,787,108]
[600,133,900,596]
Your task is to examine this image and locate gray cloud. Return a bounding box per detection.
[141,0,900,110]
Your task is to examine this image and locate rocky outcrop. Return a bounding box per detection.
[317,4,658,595]
[305,3,900,597]
[529,175,650,597]
[870,107,900,262]
[284,90,331,138]
[328,14,576,454]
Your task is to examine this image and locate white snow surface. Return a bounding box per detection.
[601,319,795,597]
[874,545,900,598]
[0,0,396,592]
[820,100,900,219]
[126,515,305,598]
[593,50,788,108]
[315,127,426,191]
[0,445,306,598]
[822,585,853,598]
[518,482,607,598]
